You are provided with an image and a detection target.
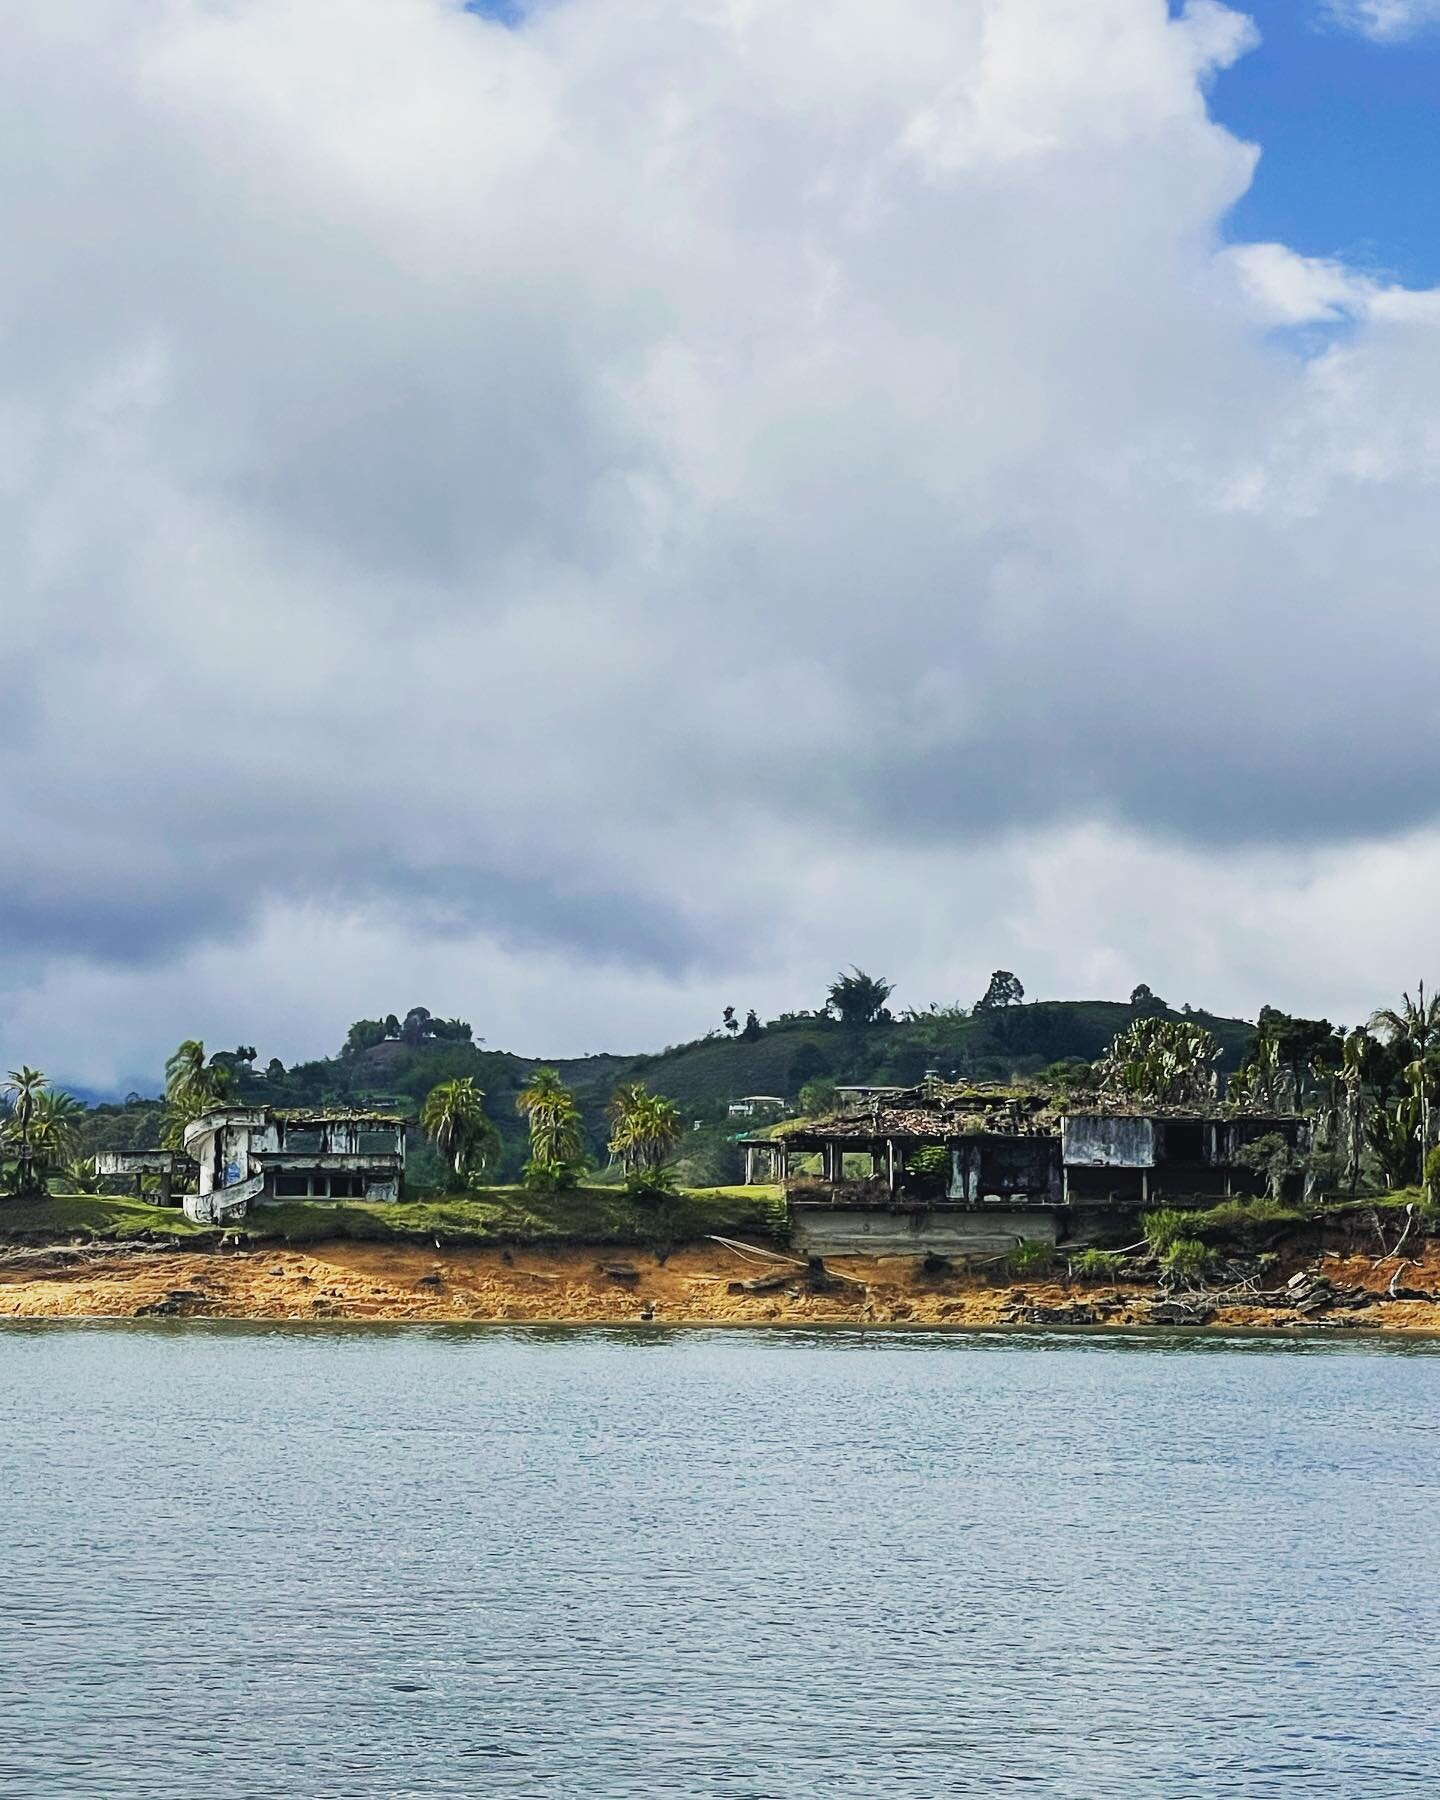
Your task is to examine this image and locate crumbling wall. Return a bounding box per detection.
[791,1209,1058,1258]
[1062,1115,1156,1169]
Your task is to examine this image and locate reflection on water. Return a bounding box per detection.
[1,1326,1438,1797]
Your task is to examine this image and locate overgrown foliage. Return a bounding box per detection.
[517,1067,585,1192]
[1006,1237,1056,1277]
[607,1082,683,1194]
[825,968,894,1026]
[420,1077,499,1180]
[1140,1208,1190,1255]
[160,1039,233,1148]
[1097,1018,1219,1108]
[1160,1238,1210,1284]
[2,1069,82,1195]
[1070,1248,1127,1280]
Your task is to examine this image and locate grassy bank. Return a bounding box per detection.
[0,1185,786,1248]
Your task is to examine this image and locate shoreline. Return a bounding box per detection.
[3,1237,1439,1337]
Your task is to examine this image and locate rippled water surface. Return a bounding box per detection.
[2,1325,1439,1797]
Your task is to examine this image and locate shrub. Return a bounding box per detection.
[1161,1237,1210,1283]
[522,1158,581,1194]
[1140,1209,1190,1255]
[1070,1248,1126,1281]
[906,1145,950,1181]
[1189,1195,1295,1238]
[1007,1238,1056,1277]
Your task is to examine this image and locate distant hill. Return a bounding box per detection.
[596,1000,1255,1109]
[79,998,1259,1188]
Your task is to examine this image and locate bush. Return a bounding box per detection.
[1161,1237,1210,1283]
[1140,1209,1190,1254]
[1007,1238,1056,1277]
[906,1145,950,1181]
[1070,1248,1126,1281]
[522,1158,582,1194]
[1188,1195,1296,1238]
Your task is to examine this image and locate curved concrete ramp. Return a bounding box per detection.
[183,1173,264,1226]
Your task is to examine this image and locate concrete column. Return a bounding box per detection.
[886,1140,897,1191]
[745,1146,756,1185]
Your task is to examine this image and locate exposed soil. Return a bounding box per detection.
[2,1238,1439,1333]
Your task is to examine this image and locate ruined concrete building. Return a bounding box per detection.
[740,1082,1307,1257]
[96,1106,406,1225]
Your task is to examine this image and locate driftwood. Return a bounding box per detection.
[727,1270,793,1295]
[707,1235,807,1268]
[1374,1205,1420,1269]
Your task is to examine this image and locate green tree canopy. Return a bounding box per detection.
[161,1040,233,1147]
[517,1068,585,1189]
[2,1069,81,1195]
[826,968,894,1026]
[420,1076,499,1181]
[1096,1018,1219,1108]
[974,970,1024,1012]
[607,1082,683,1190]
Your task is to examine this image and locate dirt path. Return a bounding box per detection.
[2,1239,1439,1333]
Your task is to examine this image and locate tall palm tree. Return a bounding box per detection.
[2,1071,79,1194]
[161,1039,233,1148]
[1339,1027,1373,1195]
[516,1068,584,1184]
[421,1077,499,1182]
[1370,984,1440,1177]
[607,1083,682,1185]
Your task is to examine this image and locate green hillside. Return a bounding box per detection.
[78,997,1260,1190]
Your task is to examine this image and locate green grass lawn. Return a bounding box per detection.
[0,1185,786,1248]
[0,1193,207,1240]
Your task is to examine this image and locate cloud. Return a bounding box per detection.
[1323,1,1440,39]
[3,0,1440,1084]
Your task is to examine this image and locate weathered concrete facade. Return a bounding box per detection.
[791,1206,1058,1259]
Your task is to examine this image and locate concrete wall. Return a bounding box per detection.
[1062,1114,1156,1169]
[791,1208,1058,1258]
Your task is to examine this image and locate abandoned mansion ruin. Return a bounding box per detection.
[96,1106,406,1225]
[741,1082,1309,1257]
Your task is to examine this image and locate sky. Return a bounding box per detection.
[3,0,1440,1093]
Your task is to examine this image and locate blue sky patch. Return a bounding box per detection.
[1196,0,1440,286]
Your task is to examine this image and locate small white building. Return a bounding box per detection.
[726,1095,788,1121]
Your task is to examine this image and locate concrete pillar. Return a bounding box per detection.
[158,1168,172,1208]
[745,1146,756,1185]
[886,1140,897,1192]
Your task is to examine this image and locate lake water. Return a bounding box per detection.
[1,1325,1439,1798]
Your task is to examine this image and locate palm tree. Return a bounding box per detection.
[516,1068,584,1186]
[607,1083,682,1187]
[1339,1028,1373,1195]
[1370,984,1440,1181]
[421,1077,499,1182]
[826,969,895,1026]
[2,1071,80,1194]
[161,1039,233,1148]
